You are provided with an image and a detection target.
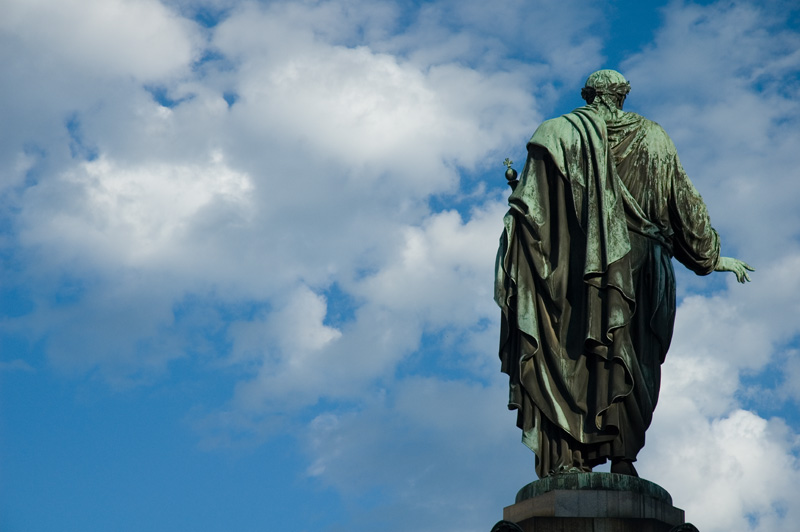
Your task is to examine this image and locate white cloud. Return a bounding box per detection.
[1,0,550,390]
[779,349,800,403]
[213,4,538,194]
[356,201,506,327]
[375,0,605,83]
[671,295,772,372]
[303,376,533,532]
[217,198,509,418]
[1,0,200,81]
[643,406,800,532]
[228,286,344,411]
[0,0,204,214]
[19,153,254,271]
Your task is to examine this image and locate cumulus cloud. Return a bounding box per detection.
[1,0,200,81]
[220,201,507,417]
[213,3,538,190]
[303,376,533,532]
[0,0,205,234]
[19,153,254,270]
[227,286,344,410]
[643,406,800,532]
[2,1,799,531]
[2,0,545,384]
[355,202,505,328]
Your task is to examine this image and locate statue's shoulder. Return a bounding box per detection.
[530,108,596,147]
[532,113,576,136]
[627,112,665,132]
[622,112,677,155]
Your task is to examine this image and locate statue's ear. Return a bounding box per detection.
[581,86,597,104]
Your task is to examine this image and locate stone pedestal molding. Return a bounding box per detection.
[496,472,696,532]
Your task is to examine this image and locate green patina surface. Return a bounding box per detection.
[515,472,672,504]
[495,69,753,480]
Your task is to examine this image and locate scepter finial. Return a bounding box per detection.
[503,158,518,189]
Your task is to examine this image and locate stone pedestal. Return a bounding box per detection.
[502,473,687,532]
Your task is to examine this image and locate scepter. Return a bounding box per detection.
[503,158,518,191]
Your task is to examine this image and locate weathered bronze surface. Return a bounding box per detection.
[514,472,671,504]
[494,69,753,479]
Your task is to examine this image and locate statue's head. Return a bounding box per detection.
[581,69,631,110]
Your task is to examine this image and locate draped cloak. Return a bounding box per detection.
[494,107,720,477]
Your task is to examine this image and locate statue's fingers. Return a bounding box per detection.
[741,261,755,271]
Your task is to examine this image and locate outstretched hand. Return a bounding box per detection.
[714,256,755,283]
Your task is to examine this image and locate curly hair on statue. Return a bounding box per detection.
[580,69,631,104]
[581,81,631,104]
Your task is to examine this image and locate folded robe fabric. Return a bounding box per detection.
[495,107,719,477]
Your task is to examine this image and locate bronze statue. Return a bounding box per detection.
[494,69,753,478]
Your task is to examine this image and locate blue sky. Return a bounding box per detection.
[1,1,799,531]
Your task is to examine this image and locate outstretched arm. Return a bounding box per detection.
[714,257,755,283]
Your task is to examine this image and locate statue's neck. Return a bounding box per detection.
[588,96,625,123]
